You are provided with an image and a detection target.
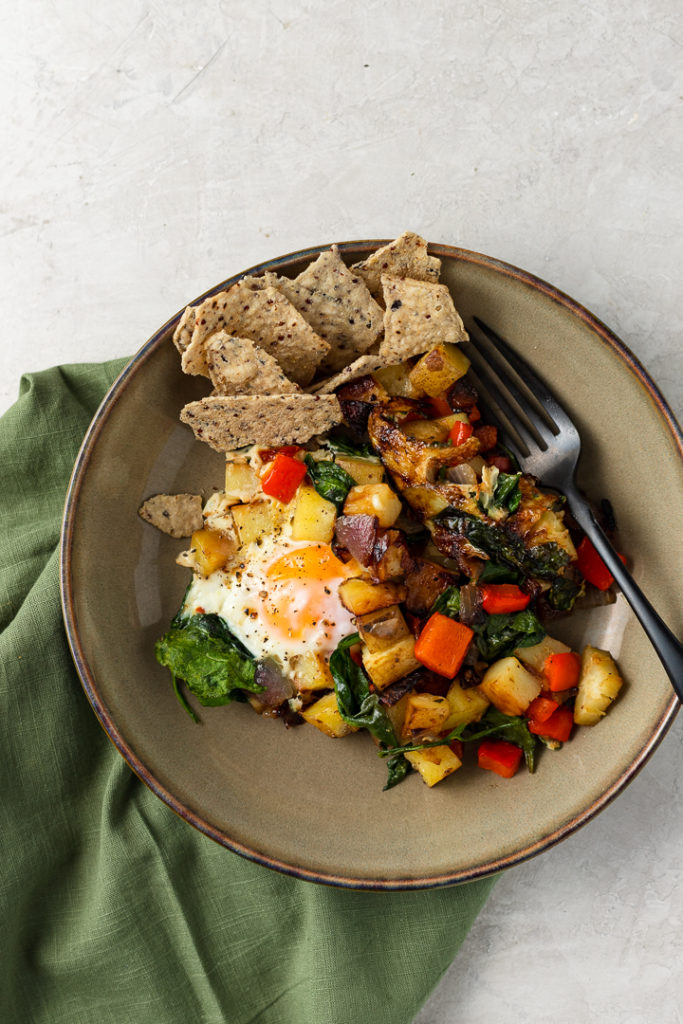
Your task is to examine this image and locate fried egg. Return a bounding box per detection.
[182,526,357,677]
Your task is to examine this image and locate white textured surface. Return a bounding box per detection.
[3,2,682,1021]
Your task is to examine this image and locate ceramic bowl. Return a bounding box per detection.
[60,242,682,889]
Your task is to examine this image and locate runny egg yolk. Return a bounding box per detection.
[256,543,356,646]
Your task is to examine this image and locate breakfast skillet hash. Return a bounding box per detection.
[139,233,625,790]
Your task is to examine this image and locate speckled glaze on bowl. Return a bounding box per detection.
[60,242,682,890]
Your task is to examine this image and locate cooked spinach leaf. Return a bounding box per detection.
[474,609,546,660]
[430,585,461,618]
[380,706,537,772]
[434,509,570,582]
[304,454,356,512]
[478,471,522,515]
[155,613,262,717]
[329,634,409,790]
[547,575,584,611]
[324,436,377,459]
[477,560,521,585]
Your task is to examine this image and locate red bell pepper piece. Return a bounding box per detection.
[576,536,626,591]
[414,612,474,678]
[449,420,474,446]
[543,651,581,692]
[526,695,560,725]
[528,705,574,742]
[429,394,452,417]
[478,739,523,778]
[258,444,303,464]
[260,452,307,504]
[467,405,481,422]
[480,584,531,614]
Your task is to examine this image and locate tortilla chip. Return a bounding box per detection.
[180,394,344,452]
[181,283,329,386]
[138,493,203,538]
[172,306,196,355]
[309,354,391,394]
[353,232,441,303]
[274,246,384,373]
[207,333,300,396]
[378,275,468,363]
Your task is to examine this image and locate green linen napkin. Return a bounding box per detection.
[0,360,496,1024]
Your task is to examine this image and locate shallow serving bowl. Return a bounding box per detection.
[60,241,682,889]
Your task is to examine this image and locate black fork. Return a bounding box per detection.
[463,318,683,699]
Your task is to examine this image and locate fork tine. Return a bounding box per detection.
[472,318,577,437]
[462,345,545,457]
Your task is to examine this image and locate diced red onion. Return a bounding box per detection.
[334,514,378,566]
[254,659,294,707]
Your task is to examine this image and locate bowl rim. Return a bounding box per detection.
[60,240,682,890]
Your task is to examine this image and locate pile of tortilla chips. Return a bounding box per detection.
[174,232,467,454]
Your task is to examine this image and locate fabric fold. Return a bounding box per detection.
[0,360,496,1024]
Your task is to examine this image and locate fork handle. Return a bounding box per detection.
[566,485,683,701]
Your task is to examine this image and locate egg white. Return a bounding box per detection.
[182,522,356,677]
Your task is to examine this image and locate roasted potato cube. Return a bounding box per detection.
[405,745,462,787]
[334,456,385,486]
[301,691,358,737]
[231,501,277,546]
[291,651,335,695]
[479,656,541,716]
[373,360,424,398]
[224,461,259,503]
[514,634,571,673]
[442,679,490,731]
[338,579,407,616]
[188,528,237,576]
[574,646,624,725]
[361,636,420,690]
[408,344,471,397]
[343,483,402,527]
[401,693,450,737]
[357,605,411,654]
[291,485,337,543]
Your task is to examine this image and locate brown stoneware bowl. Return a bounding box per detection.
[60,242,682,889]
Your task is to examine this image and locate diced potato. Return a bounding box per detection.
[405,745,462,787]
[334,456,385,486]
[357,604,411,653]
[441,679,490,732]
[401,693,450,737]
[361,635,420,690]
[514,634,571,673]
[408,344,471,397]
[373,361,424,398]
[224,461,259,503]
[574,646,624,725]
[231,501,278,546]
[291,651,335,695]
[479,656,542,716]
[301,691,358,737]
[188,528,237,576]
[291,485,337,543]
[343,483,402,527]
[338,579,407,616]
